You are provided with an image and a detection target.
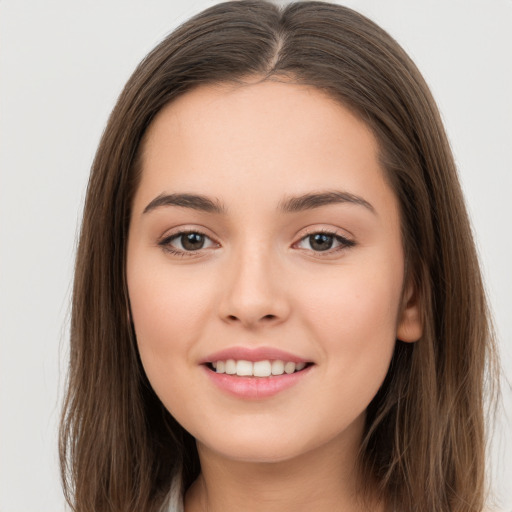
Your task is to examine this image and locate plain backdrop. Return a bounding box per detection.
[1,1,511,511]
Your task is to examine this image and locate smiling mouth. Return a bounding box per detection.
[205,359,314,377]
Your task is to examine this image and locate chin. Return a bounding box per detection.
[207,442,305,464]
[195,425,331,465]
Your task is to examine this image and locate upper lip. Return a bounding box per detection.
[200,346,311,364]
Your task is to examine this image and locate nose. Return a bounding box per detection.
[217,243,291,329]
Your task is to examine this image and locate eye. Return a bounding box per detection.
[158,230,217,256]
[295,230,355,254]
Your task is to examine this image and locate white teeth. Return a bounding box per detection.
[253,360,272,377]
[271,360,284,375]
[225,359,236,375]
[213,359,308,377]
[236,360,253,376]
[284,362,296,374]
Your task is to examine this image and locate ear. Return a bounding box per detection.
[396,281,423,343]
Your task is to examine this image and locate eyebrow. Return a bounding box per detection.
[278,190,375,214]
[143,193,226,214]
[142,190,375,215]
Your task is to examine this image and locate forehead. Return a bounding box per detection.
[135,80,395,220]
[142,79,378,163]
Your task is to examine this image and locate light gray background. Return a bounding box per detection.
[1,1,511,511]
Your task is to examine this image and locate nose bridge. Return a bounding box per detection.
[218,236,289,327]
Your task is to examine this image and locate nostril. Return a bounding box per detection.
[225,314,276,322]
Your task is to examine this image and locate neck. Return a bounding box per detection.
[184,418,383,512]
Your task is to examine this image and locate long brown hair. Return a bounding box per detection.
[60,1,497,510]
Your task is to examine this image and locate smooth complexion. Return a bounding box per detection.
[126,80,422,512]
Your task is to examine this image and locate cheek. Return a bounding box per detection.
[300,261,402,333]
[298,263,402,389]
[127,258,216,384]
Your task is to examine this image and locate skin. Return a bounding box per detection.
[126,80,422,512]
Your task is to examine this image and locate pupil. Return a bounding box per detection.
[311,233,333,251]
[182,233,204,250]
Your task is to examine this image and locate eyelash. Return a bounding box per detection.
[158,228,355,258]
[296,229,356,255]
[158,230,218,258]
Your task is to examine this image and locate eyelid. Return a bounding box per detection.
[157,227,219,257]
[293,227,355,255]
[157,226,356,258]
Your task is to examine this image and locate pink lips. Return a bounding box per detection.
[200,346,314,399]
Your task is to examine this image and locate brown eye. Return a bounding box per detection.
[158,230,217,256]
[308,233,334,251]
[296,230,355,254]
[180,232,206,250]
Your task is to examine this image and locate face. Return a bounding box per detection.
[127,80,421,463]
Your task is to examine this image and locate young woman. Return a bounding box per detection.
[59,1,498,511]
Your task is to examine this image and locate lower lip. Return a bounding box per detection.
[202,365,313,399]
